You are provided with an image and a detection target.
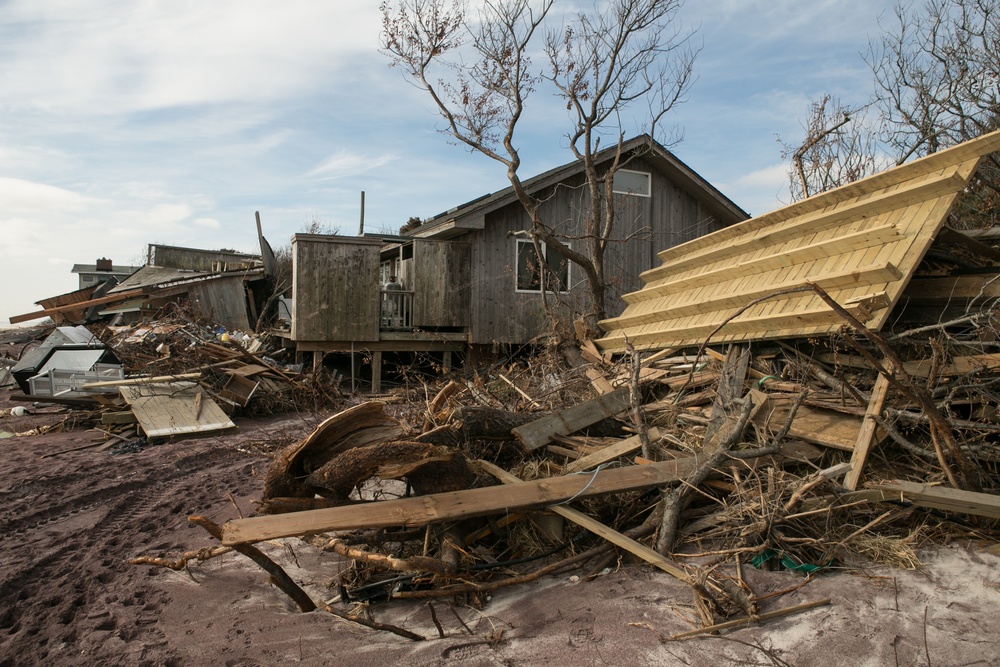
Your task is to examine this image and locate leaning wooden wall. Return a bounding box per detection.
[189,276,251,332]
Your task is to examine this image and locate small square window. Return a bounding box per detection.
[612,169,651,197]
[515,239,570,293]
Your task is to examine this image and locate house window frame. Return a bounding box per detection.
[514,238,571,294]
[612,168,652,197]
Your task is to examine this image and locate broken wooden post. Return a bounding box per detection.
[512,385,631,451]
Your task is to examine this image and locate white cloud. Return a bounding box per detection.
[0,177,101,214]
[0,2,384,114]
[307,150,398,181]
[194,217,222,229]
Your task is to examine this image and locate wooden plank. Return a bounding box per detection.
[858,481,1000,520]
[653,170,963,274]
[82,373,201,389]
[904,274,1000,302]
[9,288,147,324]
[101,411,137,425]
[816,352,1000,378]
[476,460,692,582]
[120,383,236,439]
[937,226,1000,263]
[229,364,272,377]
[584,368,615,395]
[652,166,970,266]
[752,389,862,452]
[843,364,893,490]
[612,262,901,325]
[561,427,663,474]
[222,439,825,546]
[512,386,632,451]
[222,454,705,545]
[600,300,875,352]
[638,224,903,287]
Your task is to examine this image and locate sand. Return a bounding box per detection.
[2,396,1000,666]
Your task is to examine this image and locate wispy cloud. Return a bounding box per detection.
[307,150,397,181]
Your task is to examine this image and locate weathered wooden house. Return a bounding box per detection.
[289,135,748,388]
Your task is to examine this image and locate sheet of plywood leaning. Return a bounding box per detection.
[597,129,1000,353]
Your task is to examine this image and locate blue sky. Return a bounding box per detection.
[0,0,898,324]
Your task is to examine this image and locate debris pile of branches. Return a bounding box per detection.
[132,304,1000,641]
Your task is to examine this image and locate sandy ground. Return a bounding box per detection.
[2,392,1000,666]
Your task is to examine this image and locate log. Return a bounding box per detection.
[262,402,403,499]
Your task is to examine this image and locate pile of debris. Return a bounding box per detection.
[1,316,334,449]
[122,306,997,641]
[133,131,1000,641]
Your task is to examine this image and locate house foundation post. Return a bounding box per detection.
[371,351,382,393]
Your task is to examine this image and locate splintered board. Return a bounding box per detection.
[597,130,1000,353]
[119,382,236,439]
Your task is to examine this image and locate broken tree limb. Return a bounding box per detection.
[656,397,757,555]
[304,536,456,576]
[806,283,980,491]
[128,545,232,569]
[188,515,316,613]
[625,339,652,459]
[668,598,832,640]
[477,460,696,585]
[317,601,425,641]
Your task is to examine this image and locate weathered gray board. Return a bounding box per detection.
[512,386,632,451]
[412,239,471,328]
[291,235,380,342]
[120,382,236,439]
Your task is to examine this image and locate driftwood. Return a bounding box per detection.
[188,515,316,613]
[263,402,405,499]
[415,406,541,447]
[305,441,475,499]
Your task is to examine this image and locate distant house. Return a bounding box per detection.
[288,135,748,389]
[71,258,141,290]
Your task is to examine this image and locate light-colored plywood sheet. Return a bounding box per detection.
[597,130,1000,353]
[120,382,236,439]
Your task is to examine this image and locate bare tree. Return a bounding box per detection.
[784,0,1000,224]
[867,0,1000,227]
[779,96,882,202]
[379,0,697,326]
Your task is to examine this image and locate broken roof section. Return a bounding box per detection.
[597,129,1000,353]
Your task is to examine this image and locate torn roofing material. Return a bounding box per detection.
[597,129,1000,353]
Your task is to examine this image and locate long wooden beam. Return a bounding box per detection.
[221,442,818,546]
[222,453,704,545]
[9,288,147,324]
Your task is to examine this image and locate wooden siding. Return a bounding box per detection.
[291,235,380,341]
[189,276,251,331]
[468,162,730,345]
[412,240,471,327]
[597,129,1000,353]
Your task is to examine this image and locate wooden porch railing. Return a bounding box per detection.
[380,289,413,330]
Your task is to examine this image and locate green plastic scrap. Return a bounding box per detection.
[751,549,825,573]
